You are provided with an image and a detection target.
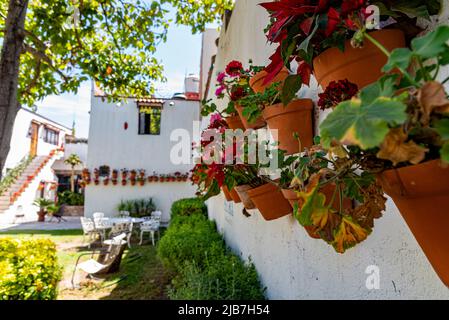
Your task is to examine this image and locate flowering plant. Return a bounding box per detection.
[318,79,358,110]
[260,0,440,84]
[201,60,264,117]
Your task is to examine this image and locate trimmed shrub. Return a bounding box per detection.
[170,198,207,219]
[0,238,61,300]
[58,190,84,206]
[157,213,223,270]
[159,197,265,300]
[169,247,265,300]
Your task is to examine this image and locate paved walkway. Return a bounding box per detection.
[0,216,82,231]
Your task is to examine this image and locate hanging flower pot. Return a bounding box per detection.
[112,170,118,180]
[130,179,136,186]
[121,180,127,186]
[234,184,256,209]
[262,99,314,154]
[378,159,449,286]
[94,179,100,185]
[160,177,165,183]
[222,186,233,202]
[235,104,266,130]
[313,29,405,89]
[247,183,291,221]
[103,178,109,186]
[130,170,137,180]
[138,179,145,186]
[229,187,241,203]
[225,114,245,130]
[249,66,289,94]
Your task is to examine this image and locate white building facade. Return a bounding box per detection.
[85,90,200,223]
[203,0,449,299]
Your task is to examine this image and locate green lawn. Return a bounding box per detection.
[0,229,172,300]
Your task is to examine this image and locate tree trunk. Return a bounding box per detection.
[71,167,75,192]
[0,0,29,179]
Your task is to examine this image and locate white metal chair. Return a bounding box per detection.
[108,222,133,248]
[93,215,110,244]
[139,220,160,246]
[151,210,162,223]
[71,233,127,289]
[80,217,102,248]
[93,212,105,220]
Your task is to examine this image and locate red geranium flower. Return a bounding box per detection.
[225,60,243,76]
[318,79,358,110]
[230,86,246,101]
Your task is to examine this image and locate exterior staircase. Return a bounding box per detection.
[0,155,48,214]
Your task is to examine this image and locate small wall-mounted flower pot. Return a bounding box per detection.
[378,159,449,286]
[247,183,291,221]
[229,187,241,203]
[313,29,405,89]
[249,66,289,94]
[112,180,118,185]
[222,186,233,201]
[103,179,109,186]
[121,180,127,186]
[225,114,245,130]
[139,180,145,186]
[94,180,100,185]
[130,180,136,186]
[262,99,314,155]
[234,184,256,209]
[235,104,266,130]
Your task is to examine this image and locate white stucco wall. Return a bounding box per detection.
[204,0,449,299]
[85,96,199,221]
[64,142,88,164]
[4,108,71,173]
[200,28,220,99]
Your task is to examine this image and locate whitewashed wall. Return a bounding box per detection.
[205,0,449,299]
[85,96,199,222]
[4,108,70,174]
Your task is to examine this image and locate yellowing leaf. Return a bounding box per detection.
[332,216,371,253]
[376,127,428,165]
[417,81,449,124]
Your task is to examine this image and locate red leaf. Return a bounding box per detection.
[263,46,284,85]
[297,61,312,86]
[300,17,314,35]
[325,7,340,36]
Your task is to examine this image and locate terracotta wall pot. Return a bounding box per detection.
[247,183,292,221]
[313,29,405,89]
[249,66,290,94]
[225,114,245,130]
[222,186,233,201]
[234,184,256,209]
[378,159,449,286]
[262,99,314,154]
[229,187,241,203]
[235,104,266,130]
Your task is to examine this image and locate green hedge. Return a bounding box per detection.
[170,198,208,219]
[0,238,61,300]
[158,198,265,300]
[157,213,223,270]
[58,190,84,206]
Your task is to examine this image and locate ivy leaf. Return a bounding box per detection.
[382,48,413,72]
[320,97,408,149]
[281,74,302,106]
[411,25,449,59]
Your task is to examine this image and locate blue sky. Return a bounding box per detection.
[34,10,208,138]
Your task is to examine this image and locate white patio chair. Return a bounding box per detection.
[108,222,133,248]
[93,216,111,244]
[71,233,127,289]
[93,212,105,220]
[80,217,102,248]
[139,220,160,246]
[150,210,162,223]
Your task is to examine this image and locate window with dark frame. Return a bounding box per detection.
[138,107,161,135]
[43,127,59,145]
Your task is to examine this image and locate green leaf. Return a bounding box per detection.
[360,74,398,104]
[391,3,429,19]
[434,118,449,140]
[412,25,449,59]
[297,22,318,64]
[441,142,449,164]
[281,74,302,106]
[382,48,413,72]
[320,97,408,149]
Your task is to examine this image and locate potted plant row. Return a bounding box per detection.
[319,25,449,285]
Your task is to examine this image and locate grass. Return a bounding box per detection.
[0,229,172,300]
